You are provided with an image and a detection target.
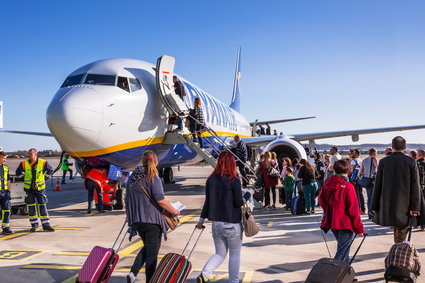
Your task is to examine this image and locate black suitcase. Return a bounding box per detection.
[305,234,367,283]
[291,195,305,215]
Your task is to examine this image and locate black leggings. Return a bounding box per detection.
[130,222,162,281]
[265,186,277,206]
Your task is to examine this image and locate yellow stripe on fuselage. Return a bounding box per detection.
[67,131,249,157]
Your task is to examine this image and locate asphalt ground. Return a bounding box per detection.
[0,160,424,283]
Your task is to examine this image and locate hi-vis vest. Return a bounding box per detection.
[1,165,9,190]
[61,158,70,171]
[22,159,47,190]
[85,168,108,190]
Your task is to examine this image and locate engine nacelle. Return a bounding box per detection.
[263,137,307,162]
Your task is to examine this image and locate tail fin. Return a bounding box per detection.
[230,46,241,112]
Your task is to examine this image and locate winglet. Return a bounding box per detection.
[230,46,241,112]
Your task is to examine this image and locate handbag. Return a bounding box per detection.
[242,202,259,237]
[268,166,280,178]
[365,157,376,187]
[139,182,180,230]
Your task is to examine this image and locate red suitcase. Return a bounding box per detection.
[150,227,204,283]
[76,221,127,283]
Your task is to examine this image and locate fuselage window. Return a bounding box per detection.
[84,74,116,86]
[129,78,142,92]
[61,74,84,88]
[117,76,130,92]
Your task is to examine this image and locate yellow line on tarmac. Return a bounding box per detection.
[242,270,255,282]
[0,232,29,241]
[55,252,89,256]
[267,222,273,228]
[61,209,201,283]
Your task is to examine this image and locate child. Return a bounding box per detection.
[282,167,296,211]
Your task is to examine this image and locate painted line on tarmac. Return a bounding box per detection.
[0,231,30,240]
[60,209,201,283]
[266,222,273,228]
[0,249,47,261]
[11,226,89,230]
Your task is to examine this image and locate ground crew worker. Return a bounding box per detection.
[61,154,74,184]
[15,148,55,232]
[0,151,13,235]
[84,167,109,214]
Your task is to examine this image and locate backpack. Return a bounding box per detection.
[349,159,360,183]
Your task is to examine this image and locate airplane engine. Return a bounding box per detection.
[263,137,307,162]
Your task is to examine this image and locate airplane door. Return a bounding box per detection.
[155,55,188,115]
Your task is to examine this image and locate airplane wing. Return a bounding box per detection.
[241,135,279,147]
[289,124,425,142]
[250,116,315,126]
[0,130,53,137]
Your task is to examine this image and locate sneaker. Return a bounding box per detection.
[2,228,13,235]
[43,226,55,232]
[196,274,207,283]
[306,211,311,215]
[127,272,136,283]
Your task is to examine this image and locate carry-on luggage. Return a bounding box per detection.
[76,221,127,283]
[384,219,420,283]
[305,234,367,283]
[150,226,204,283]
[291,189,305,215]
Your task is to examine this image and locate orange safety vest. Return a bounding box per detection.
[85,168,109,190]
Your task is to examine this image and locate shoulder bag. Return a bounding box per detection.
[242,202,259,237]
[268,166,280,178]
[366,158,376,187]
[139,182,179,230]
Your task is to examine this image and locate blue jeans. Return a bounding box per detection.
[332,229,355,263]
[361,177,374,217]
[302,182,318,212]
[285,190,294,208]
[201,222,243,283]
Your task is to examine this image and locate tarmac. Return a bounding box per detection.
[0,160,424,283]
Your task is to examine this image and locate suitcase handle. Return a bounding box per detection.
[112,220,127,252]
[348,233,367,265]
[182,226,205,260]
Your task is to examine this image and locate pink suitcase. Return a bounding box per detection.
[76,246,119,283]
[76,221,127,283]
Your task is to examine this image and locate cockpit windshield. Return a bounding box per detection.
[84,74,116,86]
[61,74,84,88]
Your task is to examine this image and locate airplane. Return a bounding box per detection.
[2,49,425,186]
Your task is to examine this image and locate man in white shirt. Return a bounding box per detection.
[328,146,341,175]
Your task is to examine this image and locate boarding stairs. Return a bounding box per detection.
[155,54,255,186]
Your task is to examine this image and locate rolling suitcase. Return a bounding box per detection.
[291,188,305,215]
[150,227,204,283]
[305,234,367,283]
[384,219,420,283]
[76,221,127,283]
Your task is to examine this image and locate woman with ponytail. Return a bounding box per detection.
[125,150,180,283]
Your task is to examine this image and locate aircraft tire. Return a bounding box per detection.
[11,207,19,215]
[113,188,124,210]
[163,168,173,184]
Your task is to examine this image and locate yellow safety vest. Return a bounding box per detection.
[1,165,8,190]
[22,159,46,190]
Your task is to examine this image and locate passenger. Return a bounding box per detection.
[265,123,271,135]
[190,97,205,148]
[279,131,283,136]
[0,151,12,234]
[328,146,341,175]
[314,153,326,192]
[15,148,55,232]
[298,159,318,214]
[273,129,278,135]
[259,125,265,136]
[279,157,292,179]
[358,148,378,220]
[61,154,74,184]
[232,135,248,188]
[417,149,425,231]
[126,150,180,283]
[319,159,364,263]
[371,136,421,243]
[172,76,186,131]
[349,149,365,215]
[292,158,302,193]
[323,154,331,180]
[384,147,393,156]
[196,151,253,283]
[408,149,418,159]
[258,152,279,209]
[84,167,108,214]
[282,167,296,211]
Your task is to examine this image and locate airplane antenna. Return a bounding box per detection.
[230,46,241,112]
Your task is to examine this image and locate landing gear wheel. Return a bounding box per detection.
[163,167,173,184]
[11,207,19,215]
[113,188,124,210]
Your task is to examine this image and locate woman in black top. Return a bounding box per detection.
[298,159,318,214]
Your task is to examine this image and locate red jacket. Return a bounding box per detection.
[319,175,364,234]
[84,168,109,191]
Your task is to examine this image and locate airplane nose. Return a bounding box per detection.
[46,86,103,153]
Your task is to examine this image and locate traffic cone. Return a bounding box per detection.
[55,178,62,191]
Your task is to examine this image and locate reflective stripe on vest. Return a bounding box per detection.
[23,159,46,190]
[1,165,8,190]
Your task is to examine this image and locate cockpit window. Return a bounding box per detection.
[129,78,142,92]
[61,74,84,88]
[117,76,130,92]
[84,74,116,86]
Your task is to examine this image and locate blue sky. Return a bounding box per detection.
[1,1,424,151]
